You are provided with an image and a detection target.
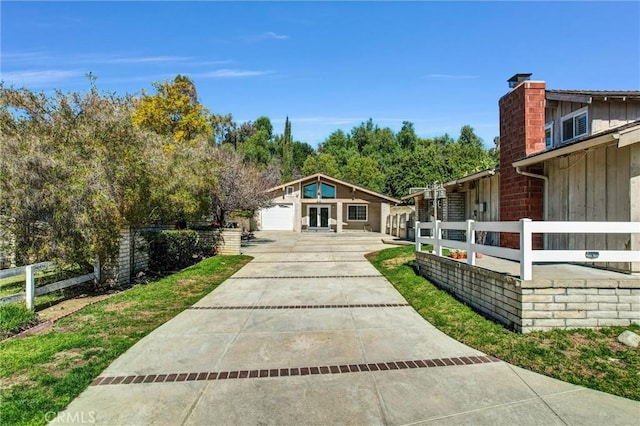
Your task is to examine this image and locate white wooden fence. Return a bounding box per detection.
[415,219,640,280]
[0,261,99,310]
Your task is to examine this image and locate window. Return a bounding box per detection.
[286,186,295,196]
[545,123,553,148]
[561,107,588,142]
[348,205,367,221]
[320,183,335,199]
[303,182,336,199]
[303,183,316,199]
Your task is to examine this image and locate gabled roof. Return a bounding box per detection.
[401,167,499,201]
[266,173,401,204]
[546,90,640,103]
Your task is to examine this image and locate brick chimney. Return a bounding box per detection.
[499,75,546,249]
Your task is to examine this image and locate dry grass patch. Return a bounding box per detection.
[103,301,136,312]
[0,373,32,390]
[381,254,414,268]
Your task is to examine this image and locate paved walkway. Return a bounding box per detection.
[57,232,639,425]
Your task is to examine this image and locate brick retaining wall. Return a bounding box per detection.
[415,251,640,333]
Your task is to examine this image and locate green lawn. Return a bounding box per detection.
[0,255,251,426]
[367,245,640,401]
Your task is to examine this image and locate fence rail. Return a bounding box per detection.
[415,219,640,280]
[0,261,99,309]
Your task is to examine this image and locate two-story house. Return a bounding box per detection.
[503,74,640,272]
[406,74,640,272]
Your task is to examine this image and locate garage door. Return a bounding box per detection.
[260,204,294,231]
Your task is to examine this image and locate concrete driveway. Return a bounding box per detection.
[57,232,640,425]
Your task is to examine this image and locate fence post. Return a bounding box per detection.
[25,264,35,311]
[435,220,442,256]
[467,219,475,266]
[520,218,533,280]
[94,258,101,282]
[415,221,420,252]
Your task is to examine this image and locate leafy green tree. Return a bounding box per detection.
[361,127,400,167]
[1,83,221,271]
[351,118,377,153]
[131,75,212,143]
[238,128,271,166]
[254,116,273,140]
[291,141,314,177]
[319,129,357,167]
[301,153,341,178]
[343,156,384,192]
[397,121,418,151]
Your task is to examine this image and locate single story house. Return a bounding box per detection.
[259,173,400,232]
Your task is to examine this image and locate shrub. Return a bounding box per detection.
[143,230,202,272]
[0,302,37,338]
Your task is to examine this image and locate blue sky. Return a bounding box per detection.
[2,1,639,148]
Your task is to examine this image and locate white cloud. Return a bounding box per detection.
[1,69,84,86]
[194,69,274,78]
[262,31,289,40]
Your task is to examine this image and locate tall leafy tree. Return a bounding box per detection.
[131,75,212,143]
[319,129,357,167]
[343,155,384,192]
[291,141,314,178]
[397,121,418,151]
[301,153,341,178]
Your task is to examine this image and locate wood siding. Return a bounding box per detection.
[545,99,640,149]
[545,143,637,271]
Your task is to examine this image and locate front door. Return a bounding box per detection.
[308,206,330,230]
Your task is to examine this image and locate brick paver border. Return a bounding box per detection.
[189,304,409,310]
[228,275,382,279]
[91,356,501,386]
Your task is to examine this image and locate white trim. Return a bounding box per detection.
[320,182,336,199]
[286,186,295,196]
[302,181,337,199]
[347,204,368,222]
[561,106,588,143]
[545,122,553,148]
[307,204,331,229]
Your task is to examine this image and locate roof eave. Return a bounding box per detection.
[513,133,618,168]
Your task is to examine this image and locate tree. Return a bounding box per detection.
[343,156,384,192]
[131,75,212,143]
[238,128,271,166]
[397,121,418,151]
[291,141,314,178]
[319,129,357,167]
[1,85,154,267]
[1,83,221,270]
[281,116,293,182]
[210,113,235,145]
[210,150,280,225]
[254,116,273,140]
[301,153,341,178]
